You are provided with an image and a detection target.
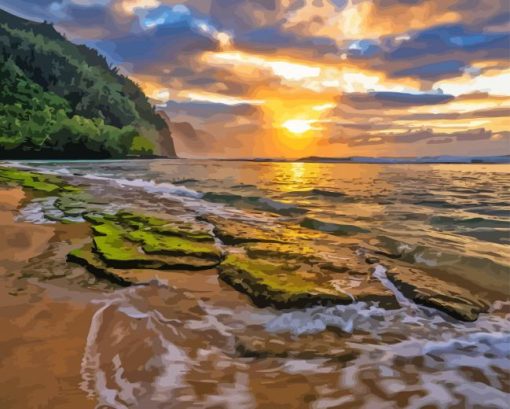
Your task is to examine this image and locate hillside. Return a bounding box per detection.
[0,9,176,159]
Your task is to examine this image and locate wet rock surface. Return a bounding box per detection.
[218,251,399,310]
[235,332,359,361]
[0,166,495,322]
[199,214,287,245]
[68,211,222,284]
[0,167,80,194]
[385,265,490,321]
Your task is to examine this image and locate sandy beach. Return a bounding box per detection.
[0,186,98,409]
[0,161,508,409]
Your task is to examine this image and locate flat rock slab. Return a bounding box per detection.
[219,252,398,310]
[236,333,358,361]
[68,211,222,283]
[68,243,217,285]
[385,266,489,321]
[0,167,80,194]
[200,214,288,245]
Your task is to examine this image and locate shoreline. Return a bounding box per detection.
[0,186,99,408]
[0,163,508,408]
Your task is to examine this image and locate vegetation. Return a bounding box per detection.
[219,253,353,309]
[71,211,221,274]
[0,166,79,193]
[0,9,176,158]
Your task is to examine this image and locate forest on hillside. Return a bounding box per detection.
[0,9,175,159]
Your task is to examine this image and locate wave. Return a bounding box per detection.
[83,174,203,199]
[430,215,509,229]
[202,192,308,216]
[300,217,369,235]
[429,215,510,244]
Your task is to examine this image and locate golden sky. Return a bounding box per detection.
[6,0,510,157]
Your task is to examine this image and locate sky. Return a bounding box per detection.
[2,0,509,158]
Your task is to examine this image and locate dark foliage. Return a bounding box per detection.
[0,9,170,158]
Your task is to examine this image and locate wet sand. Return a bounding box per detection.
[0,187,95,409]
[0,163,509,408]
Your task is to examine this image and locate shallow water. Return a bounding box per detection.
[6,159,510,408]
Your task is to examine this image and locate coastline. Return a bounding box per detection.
[0,162,508,408]
[0,186,98,408]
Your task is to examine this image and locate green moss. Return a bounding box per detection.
[116,211,214,242]
[71,211,221,274]
[219,254,352,309]
[68,244,132,286]
[0,167,80,194]
[127,230,220,259]
[92,220,148,265]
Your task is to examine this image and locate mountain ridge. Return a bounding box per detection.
[0,8,177,159]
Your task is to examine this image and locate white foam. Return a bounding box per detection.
[372,264,412,307]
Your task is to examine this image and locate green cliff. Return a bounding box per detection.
[0,8,176,159]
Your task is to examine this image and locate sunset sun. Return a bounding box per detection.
[282,119,312,134]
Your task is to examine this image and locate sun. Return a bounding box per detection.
[282,119,312,134]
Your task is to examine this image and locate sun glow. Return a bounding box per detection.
[282,119,313,134]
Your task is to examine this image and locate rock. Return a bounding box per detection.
[300,217,369,236]
[68,211,222,284]
[126,230,221,260]
[243,242,317,262]
[235,333,358,361]
[218,252,399,309]
[385,266,489,321]
[199,214,286,245]
[68,243,217,285]
[116,211,215,242]
[0,167,80,194]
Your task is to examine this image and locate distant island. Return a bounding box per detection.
[0,9,176,159]
[215,155,510,164]
[296,155,510,164]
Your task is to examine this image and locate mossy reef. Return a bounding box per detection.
[0,166,490,321]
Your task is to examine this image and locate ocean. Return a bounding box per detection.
[5,159,510,408]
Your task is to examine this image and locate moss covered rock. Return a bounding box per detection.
[0,167,79,194]
[69,211,222,283]
[67,243,217,285]
[219,254,353,309]
[219,246,400,310]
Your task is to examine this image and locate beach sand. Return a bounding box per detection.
[0,187,96,409]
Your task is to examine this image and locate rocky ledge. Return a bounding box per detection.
[0,167,80,194]
[385,265,489,321]
[219,250,399,310]
[68,211,222,284]
[0,167,491,322]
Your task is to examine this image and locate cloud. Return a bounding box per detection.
[2,0,508,157]
[330,127,495,146]
[338,91,454,111]
[387,24,510,61]
[391,60,467,80]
